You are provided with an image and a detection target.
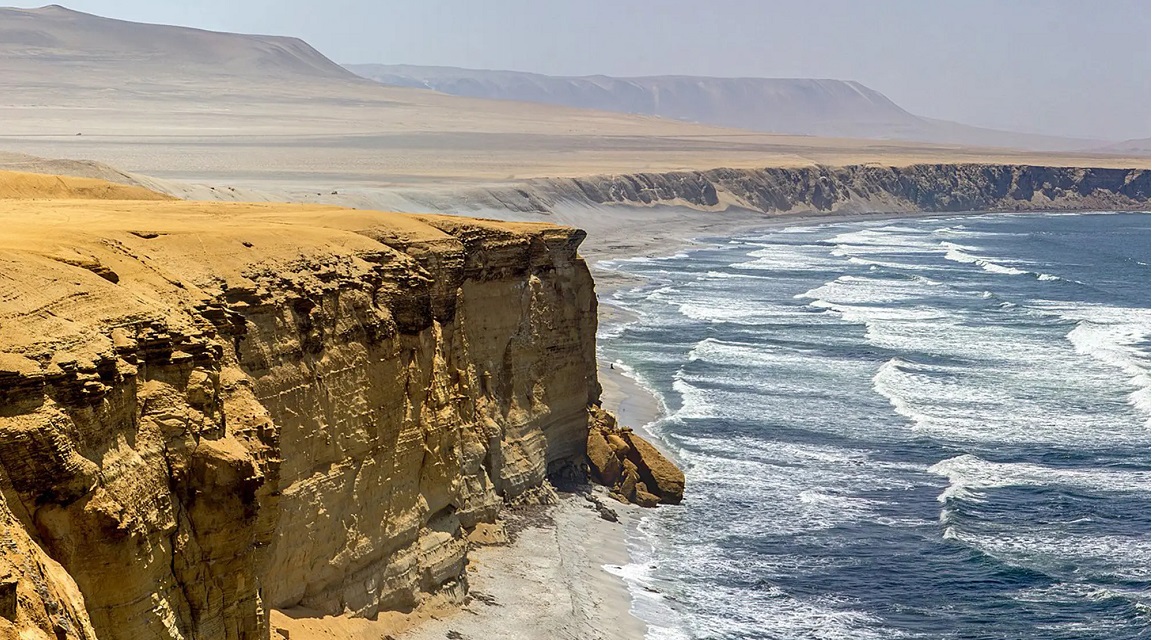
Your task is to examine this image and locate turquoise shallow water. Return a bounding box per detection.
[596,211,1151,640]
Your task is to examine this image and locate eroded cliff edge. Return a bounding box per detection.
[0,179,669,640]
[410,164,1150,214]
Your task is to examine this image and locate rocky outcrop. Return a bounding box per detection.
[437,164,1149,215]
[0,181,618,639]
[585,407,684,507]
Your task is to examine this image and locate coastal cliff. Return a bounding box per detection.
[0,173,675,640]
[422,164,1150,215]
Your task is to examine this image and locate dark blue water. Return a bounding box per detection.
[596,212,1150,640]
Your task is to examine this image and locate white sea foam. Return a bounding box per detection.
[872,355,1145,446]
[933,455,1152,583]
[927,454,1150,502]
[614,252,692,265]
[602,555,693,640]
[946,528,1151,581]
[829,226,942,255]
[941,241,1032,275]
[629,448,917,639]
[607,360,671,421]
[644,285,678,302]
[732,252,838,272]
[611,431,919,640]
[796,274,941,306]
[843,255,936,271]
[932,224,974,235]
[871,358,925,428]
[676,297,819,325]
[810,299,980,356]
[1031,300,1152,420]
[731,241,847,273]
[671,355,883,431]
[667,432,921,537]
[669,377,713,421]
[657,578,903,640]
[598,213,1149,638]
[596,310,639,340]
[700,269,773,280]
[833,223,1069,283]
[1014,581,1152,618]
[686,337,831,370]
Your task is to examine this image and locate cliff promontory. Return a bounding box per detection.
[0,172,673,640]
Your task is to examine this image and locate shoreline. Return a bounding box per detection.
[273,491,649,640]
[275,206,1138,640]
[581,208,1152,639]
[579,205,1141,639]
[397,492,649,640]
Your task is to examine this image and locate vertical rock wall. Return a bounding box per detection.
[0,202,598,640]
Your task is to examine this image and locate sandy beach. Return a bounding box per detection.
[368,307,670,640]
[270,491,650,640]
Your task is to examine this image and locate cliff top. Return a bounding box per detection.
[0,171,579,363]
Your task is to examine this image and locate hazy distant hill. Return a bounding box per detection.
[0,5,1139,192]
[0,4,357,79]
[1088,138,1152,156]
[347,64,1102,152]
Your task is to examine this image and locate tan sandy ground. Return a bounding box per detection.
[2,44,1145,208]
[3,76,1144,187]
[1,6,1145,197]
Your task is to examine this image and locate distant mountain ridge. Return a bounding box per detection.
[0,4,357,78]
[0,3,1141,186]
[347,64,1105,152]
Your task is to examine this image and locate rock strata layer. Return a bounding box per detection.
[420,164,1150,215]
[0,173,669,640]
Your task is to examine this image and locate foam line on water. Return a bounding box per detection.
[1031,300,1152,419]
[796,273,943,305]
[941,241,1031,275]
[928,453,1151,502]
[619,499,905,640]
[872,356,1146,446]
[945,527,1151,582]
[601,515,695,640]
[828,226,943,256]
[596,212,1150,639]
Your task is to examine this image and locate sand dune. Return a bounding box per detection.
[0,168,168,199]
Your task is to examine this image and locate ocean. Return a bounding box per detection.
[595,211,1151,640]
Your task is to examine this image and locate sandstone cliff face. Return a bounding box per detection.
[442,164,1149,215]
[0,187,605,639]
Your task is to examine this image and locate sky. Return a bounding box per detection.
[11,0,1151,141]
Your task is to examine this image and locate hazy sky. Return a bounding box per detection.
[13,1,1151,140]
